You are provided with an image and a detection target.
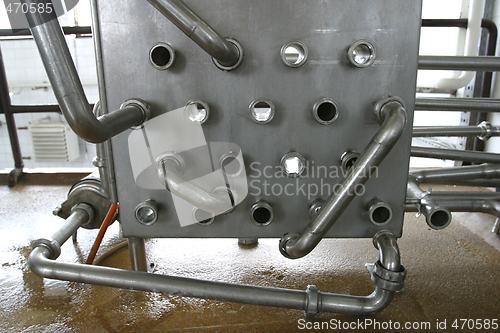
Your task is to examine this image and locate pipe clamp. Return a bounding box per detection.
[369,260,406,292]
[304,285,319,319]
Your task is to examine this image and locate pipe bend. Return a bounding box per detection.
[23,0,150,143]
[158,158,233,214]
[373,231,400,271]
[147,0,241,68]
[28,246,56,278]
[281,98,407,259]
[359,288,395,316]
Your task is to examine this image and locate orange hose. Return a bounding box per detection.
[86,203,119,265]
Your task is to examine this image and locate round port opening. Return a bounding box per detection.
[220,153,242,177]
[281,41,308,67]
[347,40,376,68]
[249,99,275,124]
[194,208,215,225]
[367,201,392,226]
[429,210,451,230]
[250,200,274,226]
[149,43,175,70]
[185,100,209,123]
[341,150,360,173]
[135,200,158,225]
[281,152,306,178]
[313,99,338,125]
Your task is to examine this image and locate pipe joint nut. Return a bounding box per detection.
[370,261,406,292]
[121,98,152,128]
[212,38,244,71]
[32,238,61,260]
[478,121,493,141]
[304,285,320,319]
[373,96,406,124]
[71,203,95,226]
[279,233,299,259]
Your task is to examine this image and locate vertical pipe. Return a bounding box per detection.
[128,237,148,272]
[0,45,24,187]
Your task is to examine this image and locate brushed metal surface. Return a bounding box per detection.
[95,0,422,238]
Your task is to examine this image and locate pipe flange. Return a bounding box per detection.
[373,96,405,124]
[212,38,244,71]
[478,121,493,141]
[370,260,407,292]
[120,98,152,129]
[279,233,299,259]
[304,285,320,319]
[33,238,61,260]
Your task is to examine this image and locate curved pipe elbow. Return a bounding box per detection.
[281,98,407,259]
[28,247,55,278]
[147,0,241,68]
[159,159,233,214]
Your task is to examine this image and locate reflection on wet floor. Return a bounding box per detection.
[1,185,500,332]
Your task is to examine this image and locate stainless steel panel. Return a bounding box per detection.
[95,0,422,238]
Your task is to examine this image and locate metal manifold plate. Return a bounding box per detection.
[96,0,422,238]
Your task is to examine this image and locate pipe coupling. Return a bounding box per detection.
[373,96,406,123]
[32,238,61,260]
[478,121,493,141]
[120,98,152,128]
[369,261,406,292]
[304,285,320,319]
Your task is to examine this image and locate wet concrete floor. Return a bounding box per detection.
[1,185,500,332]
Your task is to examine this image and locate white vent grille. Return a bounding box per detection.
[29,122,80,162]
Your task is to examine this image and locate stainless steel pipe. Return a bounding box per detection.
[415,98,500,112]
[418,56,500,71]
[158,157,233,214]
[28,208,405,317]
[405,198,500,219]
[406,178,452,230]
[280,97,407,259]
[410,164,500,183]
[22,0,150,143]
[412,122,499,139]
[411,147,500,164]
[146,0,241,69]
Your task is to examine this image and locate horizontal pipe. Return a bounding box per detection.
[412,123,500,139]
[418,56,500,71]
[29,206,403,317]
[410,164,500,183]
[405,198,500,219]
[0,26,91,37]
[406,178,452,229]
[146,0,240,68]
[411,147,500,164]
[421,19,468,28]
[22,0,149,143]
[281,97,407,259]
[415,97,500,112]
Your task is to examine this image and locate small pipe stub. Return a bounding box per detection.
[149,42,176,70]
[250,200,274,226]
[135,200,159,226]
[367,199,393,226]
[281,41,309,68]
[347,40,376,68]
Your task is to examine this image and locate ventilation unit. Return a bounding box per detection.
[29,122,80,162]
